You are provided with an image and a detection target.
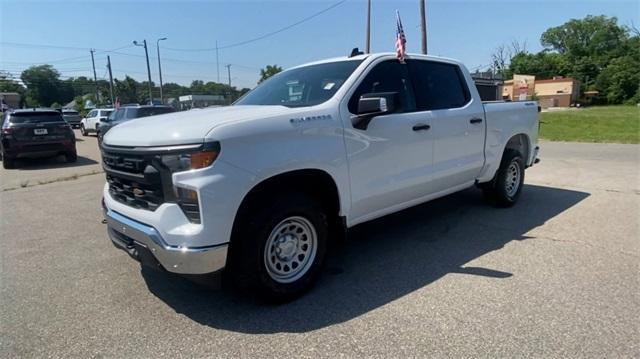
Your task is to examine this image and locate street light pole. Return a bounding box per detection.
[420,0,428,54]
[365,0,371,53]
[156,37,167,104]
[226,64,232,105]
[133,39,153,105]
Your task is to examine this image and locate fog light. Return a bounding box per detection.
[175,187,201,224]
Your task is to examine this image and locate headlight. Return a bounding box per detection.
[158,143,219,172]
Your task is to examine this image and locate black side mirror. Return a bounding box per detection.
[352,92,397,130]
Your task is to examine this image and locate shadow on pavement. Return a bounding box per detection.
[141,184,589,333]
[11,155,98,170]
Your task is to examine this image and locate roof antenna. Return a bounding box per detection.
[349,47,364,57]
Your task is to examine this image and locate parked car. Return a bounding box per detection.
[96,105,175,143]
[80,108,113,136]
[1,109,77,169]
[101,53,539,301]
[61,109,82,128]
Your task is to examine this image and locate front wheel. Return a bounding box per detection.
[482,149,525,207]
[229,193,328,302]
[80,124,87,136]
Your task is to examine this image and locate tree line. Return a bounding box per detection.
[0,64,287,110]
[492,15,639,104]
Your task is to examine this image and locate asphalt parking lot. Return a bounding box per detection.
[1,140,638,357]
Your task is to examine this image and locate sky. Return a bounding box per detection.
[1,0,638,90]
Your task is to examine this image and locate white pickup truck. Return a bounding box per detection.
[101,53,539,301]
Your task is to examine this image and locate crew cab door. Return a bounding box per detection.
[406,60,486,192]
[341,59,435,223]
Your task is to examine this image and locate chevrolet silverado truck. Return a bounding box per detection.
[101,53,539,301]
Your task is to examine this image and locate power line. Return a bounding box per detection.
[162,0,347,52]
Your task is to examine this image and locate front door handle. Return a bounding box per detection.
[412,124,431,131]
[470,118,483,124]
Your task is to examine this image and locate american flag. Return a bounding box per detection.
[395,10,406,63]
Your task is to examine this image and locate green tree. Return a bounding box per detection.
[540,15,633,93]
[20,65,63,107]
[114,76,139,104]
[508,52,568,79]
[258,65,283,84]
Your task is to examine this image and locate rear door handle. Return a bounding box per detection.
[412,124,431,131]
[470,118,483,124]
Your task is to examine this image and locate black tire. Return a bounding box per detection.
[80,124,87,136]
[2,156,15,169]
[482,149,525,207]
[65,152,78,163]
[228,192,328,302]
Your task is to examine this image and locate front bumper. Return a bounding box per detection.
[104,207,228,274]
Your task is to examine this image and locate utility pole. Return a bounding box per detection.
[216,40,220,82]
[90,49,99,105]
[420,0,427,54]
[365,0,371,53]
[106,55,115,107]
[226,64,232,105]
[156,37,167,104]
[133,39,153,105]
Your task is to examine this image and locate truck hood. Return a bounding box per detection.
[102,105,292,147]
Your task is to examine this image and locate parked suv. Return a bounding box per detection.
[96,105,174,143]
[80,108,113,136]
[1,109,77,169]
[62,109,82,128]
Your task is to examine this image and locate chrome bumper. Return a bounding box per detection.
[105,208,228,274]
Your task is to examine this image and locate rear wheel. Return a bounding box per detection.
[482,149,525,207]
[2,156,15,169]
[65,151,78,163]
[228,192,328,302]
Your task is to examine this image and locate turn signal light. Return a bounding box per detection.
[190,151,218,170]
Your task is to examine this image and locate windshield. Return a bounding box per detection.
[107,109,124,122]
[63,111,79,116]
[236,60,363,107]
[127,107,174,119]
[9,112,65,124]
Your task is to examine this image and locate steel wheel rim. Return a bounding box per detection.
[505,161,521,197]
[264,216,318,283]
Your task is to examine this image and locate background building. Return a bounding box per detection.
[502,75,580,108]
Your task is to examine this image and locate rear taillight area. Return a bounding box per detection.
[1,128,12,135]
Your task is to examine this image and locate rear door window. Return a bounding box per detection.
[407,60,470,111]
[9,112,65,124]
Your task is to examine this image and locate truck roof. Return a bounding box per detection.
[291,52,463,70]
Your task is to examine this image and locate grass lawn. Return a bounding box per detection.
[540,105,640,144]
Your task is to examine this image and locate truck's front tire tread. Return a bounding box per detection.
[228,192,328,302]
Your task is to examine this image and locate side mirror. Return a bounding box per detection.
[352,92,397,130]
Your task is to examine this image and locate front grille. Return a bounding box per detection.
[102,149,168,211]
[106,174,164,210]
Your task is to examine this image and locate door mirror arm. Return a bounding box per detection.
[351,92,397,130]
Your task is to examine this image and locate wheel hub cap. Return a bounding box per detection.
[505,161,521,197]
[264,216,318,284]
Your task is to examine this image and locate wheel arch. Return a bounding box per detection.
[477,132,532,183]
[231,168,344,234]
[504,133,531,163]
